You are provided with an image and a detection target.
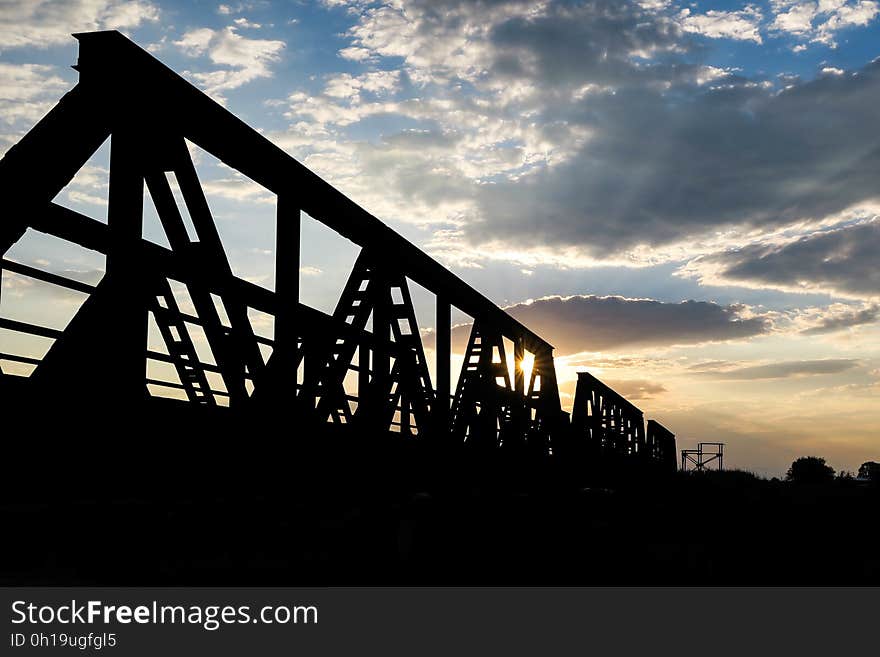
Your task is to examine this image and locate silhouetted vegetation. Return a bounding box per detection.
[786,456,835,484]
[859,461,880,482]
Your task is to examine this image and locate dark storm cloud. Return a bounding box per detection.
[699,221,880,297]
[448,294,771,354]
[691,359,860,380]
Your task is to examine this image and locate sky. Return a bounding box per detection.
[1,0,879,477]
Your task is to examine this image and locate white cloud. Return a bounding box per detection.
[215,1,263,16]
[694,65,733,85]
[678,6,764,43]
[0,0,159,51]
[66,190,107,207]
[201,175,275,204]
[0,62,69,132]
[338,46,373,61]
[638,0,672,10]
[341,0,539,84]
[791,302,879,334]
[816,0,880,44]
[175,28,215,56]
[771,1,818,35]
[770,0,880,47]
[323,70,400,99]
[0,62,66,105]
[233,17,262,29]
[323,73,367,100]
[174,25,285,99]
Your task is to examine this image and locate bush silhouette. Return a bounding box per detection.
[786,456,835,484]
[857,461,879,482]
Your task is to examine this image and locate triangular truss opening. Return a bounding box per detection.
[51,135,111,223]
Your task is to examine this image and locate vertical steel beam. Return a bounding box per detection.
[106,130,146,401]
[512,336,526,438]
[435,296,451,432]
[275,194,300,400]
[371,266,390,432]
[514,337,525,396]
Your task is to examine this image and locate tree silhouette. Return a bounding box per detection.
[857,461,880,482]
[785,456,835,484]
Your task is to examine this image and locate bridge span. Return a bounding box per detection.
[0,31,674,479]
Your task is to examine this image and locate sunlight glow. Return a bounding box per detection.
[520,352,535,387]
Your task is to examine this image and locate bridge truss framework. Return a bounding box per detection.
[0,31,675,474]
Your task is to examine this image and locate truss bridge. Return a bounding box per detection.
[0,31,675,482]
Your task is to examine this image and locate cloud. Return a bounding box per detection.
[770,0,880,47]
[201,175,275,204]
[323,70,400,100]
[339,46,373,62]
[486,1,689,89]
[66,190,107,207]
[817,1,880,44]
[217,2,265,16]
[556,376,667,406]
[290,1,880,269]
[1,266,103,300]
[340,0,534,83]
[0,0,159,51]
[801,380,880,398]
[467,59,880,258]
[449,294,771,355]
[563,354,680,371]
[799,304,879,334]
[690,358,860,380]
[601,379,667,400]
[174,25,284,98]
[678,6,764,43]
[0,63,68,127]
[770,1,817,36]
[280,2,716,241]
[233,17,262,30]
[685,220,880,298]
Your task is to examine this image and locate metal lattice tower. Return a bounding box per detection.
[681,443,725,472]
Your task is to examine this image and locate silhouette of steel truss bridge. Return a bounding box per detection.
[0,32,675,478]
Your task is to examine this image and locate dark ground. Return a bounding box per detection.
[2,407,878,585]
